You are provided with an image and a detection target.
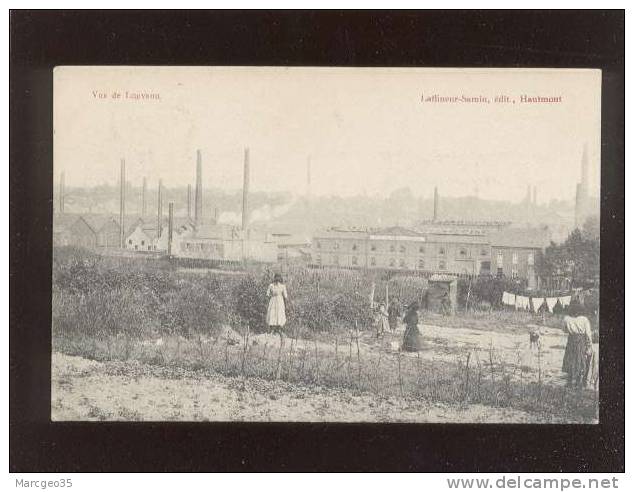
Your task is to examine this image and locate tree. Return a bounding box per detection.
[582,215,600,240]
[541,227,599,287]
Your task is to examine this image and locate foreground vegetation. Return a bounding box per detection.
[52,247,599,422]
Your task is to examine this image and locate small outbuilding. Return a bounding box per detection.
[426,273,458,315]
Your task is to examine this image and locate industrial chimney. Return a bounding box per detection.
[575,182,582,228]
[242,147,250,230]
[142,177,147,216]
[187,184,192,220]
[581,143,589,195]
[157,179,163,236]
[167,202,174,256]
[59,171,65,215]
[195,149,203,225]
[532,186,537,206]
[525,185,532,204]
[119,159,126,248]
[433,186,439,222]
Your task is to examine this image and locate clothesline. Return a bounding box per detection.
[502,291,572,313]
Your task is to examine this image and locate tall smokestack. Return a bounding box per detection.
[214,207,219,224]
[167,202,174,256]
[433,187,439,222]
[157,179,163,236]
[59,171,65,214]
[187,184,192,220]
[532,185,537,206]
[242,147,250,230]
[142,177,147,216]
[119,159,126,248]
[195,149,203,225]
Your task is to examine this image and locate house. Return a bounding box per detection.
[125,223,159,252]
[154,218,196,253]
[53,215,97,248]
[489,227,551,289]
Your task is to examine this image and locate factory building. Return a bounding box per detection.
[490,227,551,289]
[53,215,97,248]
[84,215,122,248]
[175,224,278,263]
[312,226,491,275]
[312,223,550,284]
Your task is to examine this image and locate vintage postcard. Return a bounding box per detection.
[52,66,600,423]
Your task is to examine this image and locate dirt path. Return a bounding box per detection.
[52,353,567,423]
[245,322,597,388]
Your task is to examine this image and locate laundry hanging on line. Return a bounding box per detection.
[558,295,572,308]
[502,291,516,306]
[515,295,529,310]
[532,297,545,313]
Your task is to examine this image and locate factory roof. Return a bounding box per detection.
[371,226,423,237]
[418,219,512,227]
[425,233,490,244]
[53,214,97,234]
[313,228,369,239]
[83,214,120,232]
[54,214,84,229]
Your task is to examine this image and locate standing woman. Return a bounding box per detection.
[561,305,596,388]
[388,300,401,332]
[402,302,423,352]
[266,273,288,333]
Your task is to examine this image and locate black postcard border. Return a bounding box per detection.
[9,10,625,472]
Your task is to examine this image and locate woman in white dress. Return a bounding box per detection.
[266,273,288,332]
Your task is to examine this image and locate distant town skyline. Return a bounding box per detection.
[54,67,601,203]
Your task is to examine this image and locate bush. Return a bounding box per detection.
[233,275,270,333]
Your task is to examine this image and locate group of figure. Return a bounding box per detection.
[265,274,425,353]
[374,300,424,352]
[264,274,597,388]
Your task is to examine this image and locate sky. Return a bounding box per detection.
[54,67,601,202]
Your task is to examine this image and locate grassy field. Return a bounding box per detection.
[51,247,599,423]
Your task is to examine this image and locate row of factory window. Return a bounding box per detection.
[314,252,534,271]
[314,241,488,258]
[314,255,447,270]
[127,238,155,251]
[496,251,535,266]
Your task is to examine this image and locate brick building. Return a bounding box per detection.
[489,227,551,288]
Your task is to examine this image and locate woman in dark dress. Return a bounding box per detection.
[388,300,400,332]
[402,302,423,352]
